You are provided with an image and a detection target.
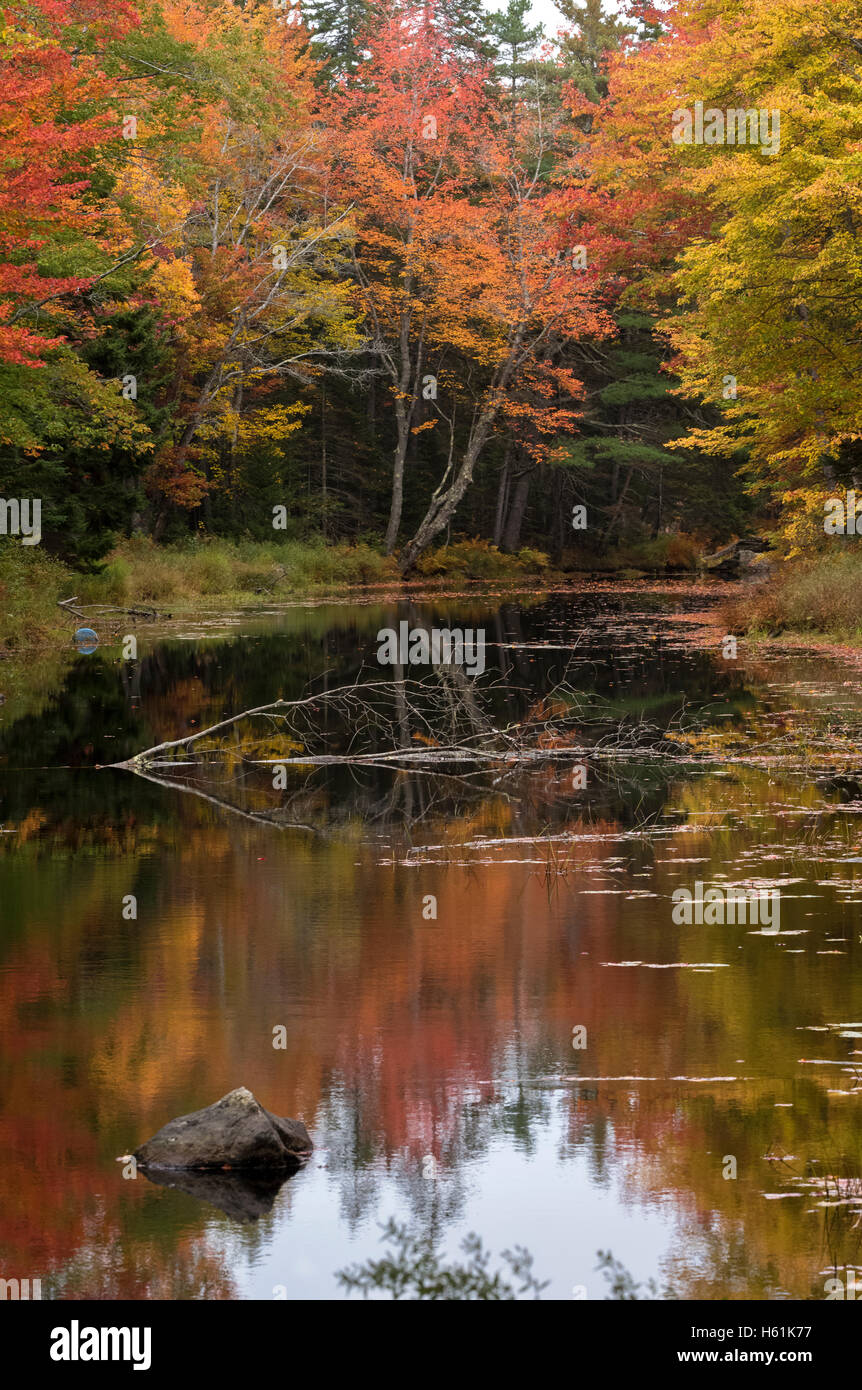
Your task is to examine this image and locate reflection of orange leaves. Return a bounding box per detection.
[7,808,47,841]
[89,905,211,1110]
[2,754,857,1297]
[536,728,581,749]
[526,697,571,724]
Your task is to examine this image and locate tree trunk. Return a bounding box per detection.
[602,466,635,544]
[551,470,565,564]
[152,504,169,542]
[502,468,532,552]
[383,299,424,556]
[367,372,376,431]
[385,398,411,554]
[493,438,512,547]
[321,380,328,540]
[398,406,497,573]
[653,465,663,538]
[397,331,523,573]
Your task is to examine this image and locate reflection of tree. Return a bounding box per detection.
[337,1217,548,1301]
[3,764,862,1297]
[113,646,708,844]
[6,595,862,1298]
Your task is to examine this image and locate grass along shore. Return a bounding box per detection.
[723,551,862,643]
[0,533,706,653]
[8,535,860,658]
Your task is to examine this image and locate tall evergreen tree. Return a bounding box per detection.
[487,0,543,95]
[557,309,751,549]
[302,0,370,81]
[556,0,632,101]
[423,0,496,65]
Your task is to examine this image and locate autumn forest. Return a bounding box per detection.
[3,0,860,578]
[3,0,862,1333]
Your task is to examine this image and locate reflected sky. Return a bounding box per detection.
[1,584,861,1299]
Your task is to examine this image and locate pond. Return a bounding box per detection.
[1,582,861,1300]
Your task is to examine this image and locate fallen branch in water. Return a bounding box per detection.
[109,679,413,768]
[58,597,172,622]
[87,604,172,620]
[110,663,680,799]
[108,664,730,837]
[57,596,87,620]
[246,745,592,767]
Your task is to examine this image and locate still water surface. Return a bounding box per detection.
[1,584,861,1299]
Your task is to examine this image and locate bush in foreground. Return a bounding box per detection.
[336,1218,676,1300]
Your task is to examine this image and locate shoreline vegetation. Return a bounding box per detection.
[4,3,859,611]
[2,538,862,659]
[1,533,702,648]
[721,552,862,645]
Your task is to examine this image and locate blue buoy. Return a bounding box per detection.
[74,627,99,655]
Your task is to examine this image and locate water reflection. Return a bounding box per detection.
[140,1167,302,1223]
[1,585,861,1299]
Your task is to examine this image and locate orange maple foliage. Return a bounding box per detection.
[326,6,613,567]
[0,1,138,365]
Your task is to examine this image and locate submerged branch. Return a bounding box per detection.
[126,763,323,835]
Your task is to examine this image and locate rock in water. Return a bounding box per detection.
[134,1087,312,1170]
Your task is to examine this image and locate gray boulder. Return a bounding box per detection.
[703,536,773,575]
[134,1087,312,1171]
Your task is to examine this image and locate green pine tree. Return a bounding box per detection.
[302,0,370,81]
[556,0,633,102]
[487,0,543,95]
[434,0,496,62]
[558,309,751,549]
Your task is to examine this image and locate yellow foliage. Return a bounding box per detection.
[199,401,311,450]
[149,257,201,320]
[116,162,192,250]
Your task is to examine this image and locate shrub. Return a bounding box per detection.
[414,539,546,580]
[189,549,234,595]
[561,532,700,574]
[0,543,72,648]
[78,556,132,605]
[515,546,551,572]
[723,552,862,638]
